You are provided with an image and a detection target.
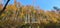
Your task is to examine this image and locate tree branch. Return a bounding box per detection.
[0,0,10,16]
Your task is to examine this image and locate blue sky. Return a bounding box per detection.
[4,0,60,10]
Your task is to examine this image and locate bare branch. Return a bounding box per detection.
[0,0,10,16]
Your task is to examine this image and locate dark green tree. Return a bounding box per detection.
[53,6,60,11]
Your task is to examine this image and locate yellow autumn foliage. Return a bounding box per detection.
[0,0,60,28]
[1,14,6,16]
